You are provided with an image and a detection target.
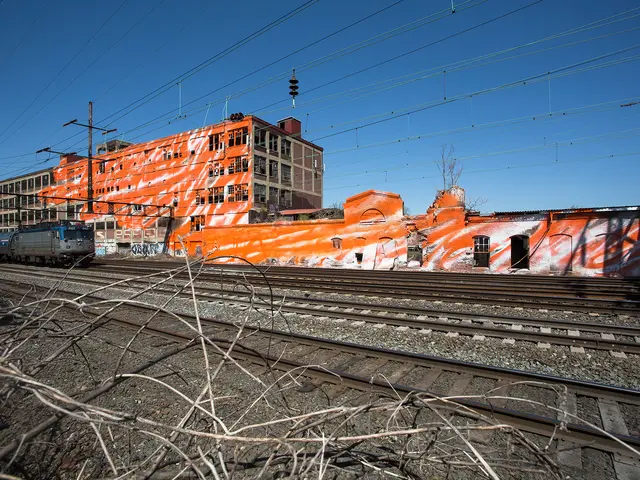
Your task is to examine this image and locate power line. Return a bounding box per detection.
[0,0,131,145]
[0,0,171,148]
[98,0,320,128]
[324,151,640,192]
[253,0,546,113]
[0,0,55,72]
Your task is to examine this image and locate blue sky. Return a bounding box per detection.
[0,0,638,214]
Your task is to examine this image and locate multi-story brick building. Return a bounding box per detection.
[31,114,323,253]
[0,168,56,233]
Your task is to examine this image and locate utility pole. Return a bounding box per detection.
[63,102,116,214]
[88,101,93,213]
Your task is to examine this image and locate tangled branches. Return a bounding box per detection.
[0,256,628,478]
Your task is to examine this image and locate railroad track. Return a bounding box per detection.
[91,261,640,314]
[96,260,640,297]
[2,279,639,475]
[2,265,639,356]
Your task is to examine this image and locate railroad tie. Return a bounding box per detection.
[597,399,638,480]
[555,392,582,470]
[469,380,512,444]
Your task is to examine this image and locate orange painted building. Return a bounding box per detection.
[4,114,638,276]
[39,115,323,247]
[410,188,640,277]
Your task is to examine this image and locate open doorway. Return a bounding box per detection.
[511,235,530,269]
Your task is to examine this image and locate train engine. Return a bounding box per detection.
[0,220,95,266]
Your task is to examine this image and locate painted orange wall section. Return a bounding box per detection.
[412,189,640,277]
[181,190,408,270]
[33,114,639,277]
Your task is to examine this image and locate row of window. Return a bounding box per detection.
[0,174,51,194]
[195,184,250,204]
[253,127,292,157]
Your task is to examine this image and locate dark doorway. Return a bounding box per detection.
[473,236,490,268]
[511,235,530,269]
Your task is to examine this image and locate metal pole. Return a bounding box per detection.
[87,101,94,213]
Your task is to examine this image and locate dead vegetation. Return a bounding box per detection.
[0,256,636,479]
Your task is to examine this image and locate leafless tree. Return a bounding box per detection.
[434,144,463,191]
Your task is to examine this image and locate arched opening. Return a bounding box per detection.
[511,235,530,269]
[331,237,342,249]
[360,208,385,224]
[472,235,490,268]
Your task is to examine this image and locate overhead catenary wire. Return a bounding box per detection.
[2,1,633,164]
[99,0,480,135]
[0,0,171,148]
[0,0,132,145]
[324,151,640,192]
[96,0,321,128]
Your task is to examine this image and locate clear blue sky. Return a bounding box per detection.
[0,0,638,214]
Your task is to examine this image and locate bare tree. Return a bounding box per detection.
[434,144,463,191]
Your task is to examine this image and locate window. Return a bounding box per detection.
[269,160,278,180]
[254,127,266,148]
[21,180,27,191]
[28,178,34,190]
[195,192,205,205]
[213,187,224,203]
[98,162,106,174]
[116,185,120,191]
[473,236,490,268]
[190,215,205,232]
[228,128,248,147]
[8,183,14,193]
[281,164,292,185]
[269,186,278,203]
[209,133,222,151]
[35,176,41,188]
[281,139,291,157]
[254,183,266,203]
[332,237,342,249]
[228,157,248,174]
[254,155,266,175]
[268,133,279,153]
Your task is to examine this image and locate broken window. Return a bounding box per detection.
[213,187,224,203]
[254,183,266,203]
[254,127,266,148]
[473,236,490,268]
[268,133,279,153]
[269,160,279,181]
[281,139,291,157]
[228,157,248,174]
[228,128,248,147]
[209,133,223,151]
[281,164,291,185]
[254,155,267,176]
[332,238,342,249]
[190,215,205,232]
[269,186,278,203]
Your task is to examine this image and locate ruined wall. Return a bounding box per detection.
[175,190,408,270]
[414,190,640,277]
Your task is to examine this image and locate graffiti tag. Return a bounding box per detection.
[131,243,163,256]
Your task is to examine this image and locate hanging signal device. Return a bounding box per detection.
[289,68,299,108]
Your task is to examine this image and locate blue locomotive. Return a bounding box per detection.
[0,220,94,266]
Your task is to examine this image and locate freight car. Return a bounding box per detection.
[0,220,94,266]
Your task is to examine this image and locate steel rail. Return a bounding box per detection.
[89,263,640,314]
[2,267,639,353]
[3,280,638,457]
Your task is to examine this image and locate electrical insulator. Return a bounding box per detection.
[289,68,299,108]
